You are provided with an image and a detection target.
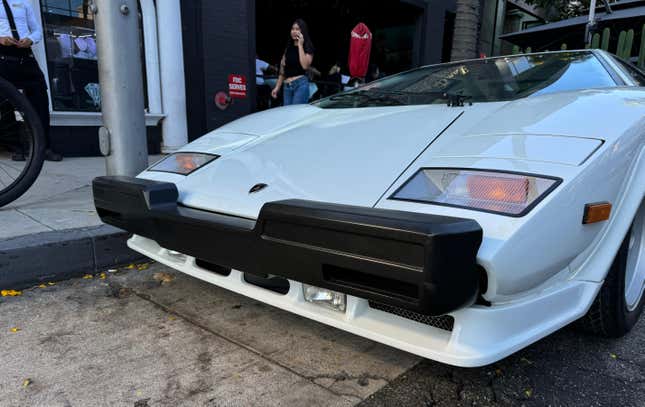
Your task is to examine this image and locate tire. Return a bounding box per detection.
[578,202,645,337]
[0,76,46,207]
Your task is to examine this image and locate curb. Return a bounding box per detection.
[0,225,145,290]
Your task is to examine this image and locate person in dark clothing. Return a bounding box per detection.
[271,18,314,106]
[320,62,343,97]
[366,64,381,83]
[0,0,62,161]
[256,55,276,111]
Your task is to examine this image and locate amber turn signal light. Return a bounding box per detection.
[583,202,612,224]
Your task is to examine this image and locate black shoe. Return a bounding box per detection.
[45,149,63,162]
[11,152,26,161]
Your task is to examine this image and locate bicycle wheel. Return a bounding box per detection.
[0,76,46,207]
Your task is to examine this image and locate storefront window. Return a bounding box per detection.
[40,0,147,112]
[40,0,98,111]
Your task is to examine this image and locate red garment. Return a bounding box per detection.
[348,23,372,79]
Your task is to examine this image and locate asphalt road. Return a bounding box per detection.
[360,322,645,407]
[1,262,643,406]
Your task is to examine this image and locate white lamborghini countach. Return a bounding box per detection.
[93,50,645,367]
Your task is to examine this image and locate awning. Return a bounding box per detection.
[500,2,645,48]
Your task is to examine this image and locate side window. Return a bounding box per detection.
[615,58,645,86]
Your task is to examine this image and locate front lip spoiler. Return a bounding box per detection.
[92,176,483,316]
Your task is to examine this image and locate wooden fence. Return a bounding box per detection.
[511,23,645,69]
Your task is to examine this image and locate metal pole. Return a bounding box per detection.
[586,0,598,46]
[157,0,188,153]
[93,0,148,176]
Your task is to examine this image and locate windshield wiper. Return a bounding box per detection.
[441,92,473,107]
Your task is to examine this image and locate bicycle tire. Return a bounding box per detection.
[0,75,46,207]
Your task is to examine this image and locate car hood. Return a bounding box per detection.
[175,104,463,218]
[147,89,635,219]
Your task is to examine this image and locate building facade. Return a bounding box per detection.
[180,0,465,140]
[27,0,519,155]
[27,0,184,156]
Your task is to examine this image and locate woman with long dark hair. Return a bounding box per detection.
[271,19,315,105]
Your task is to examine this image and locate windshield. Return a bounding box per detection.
[314,52,617,109]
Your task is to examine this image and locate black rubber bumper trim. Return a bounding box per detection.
[93,176,483,316]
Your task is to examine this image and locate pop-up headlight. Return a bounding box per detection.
[149,153,218,175]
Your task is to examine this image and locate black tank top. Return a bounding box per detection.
[284,45,307,78]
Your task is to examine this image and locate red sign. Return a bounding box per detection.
[228,74,247,99]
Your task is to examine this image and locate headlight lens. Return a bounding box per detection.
[391,169,560,216]
[148,153,218,175]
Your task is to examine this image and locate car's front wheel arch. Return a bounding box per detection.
[578,199,645,337]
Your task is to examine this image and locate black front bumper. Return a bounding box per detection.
[93,176,483,316]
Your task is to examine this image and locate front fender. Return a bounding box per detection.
[570,143,645,282]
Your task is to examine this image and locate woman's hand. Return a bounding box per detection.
[271,87,280,99]
[296,32,304,48]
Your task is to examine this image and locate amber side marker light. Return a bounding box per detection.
[583,202,612,224]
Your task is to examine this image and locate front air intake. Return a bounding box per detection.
[195,259,231,276]
[322,264,419,301]
[369,301,455,331]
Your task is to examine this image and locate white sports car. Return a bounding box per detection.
[93,50,645,367]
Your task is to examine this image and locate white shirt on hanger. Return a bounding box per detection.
[57,33,72,57]
[0,0,42,43]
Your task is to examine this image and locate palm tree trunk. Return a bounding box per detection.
[450,0,481,61]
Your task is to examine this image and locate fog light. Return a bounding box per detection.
[303,284,346,312]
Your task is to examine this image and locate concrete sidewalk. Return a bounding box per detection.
[0,263,418,406]
[0,156,161,289]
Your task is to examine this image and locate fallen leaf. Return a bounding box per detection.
[610,353,617,359]
[520,357,533,365]
[137,263,150,271]
[168,315,176,321]
[47,282,56,286]
[1,289,22,297]
[525,388,533,398]
[22,378,31,388]
[10,327,20,333]
[127,264,136,270]
[37,284,47,289]
[153,272,174,284]
[99,273,107,280]
[82,274,93,279]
